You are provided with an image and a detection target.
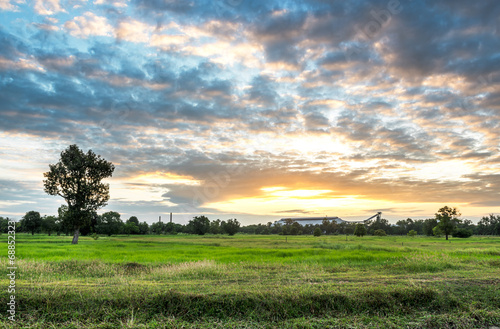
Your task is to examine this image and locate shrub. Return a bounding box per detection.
[354,224,366,237]
[313,227,321,237]
[452,228,473,238]
[432,226,443,237]
[374,229,386,236]
[407,230,417,237]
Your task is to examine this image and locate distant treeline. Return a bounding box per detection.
[0,208,240,237]
[2,210,500,237]
[241,215,500,237]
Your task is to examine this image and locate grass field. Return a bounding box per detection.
[1,234,499,328]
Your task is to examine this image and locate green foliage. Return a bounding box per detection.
[321,218,337,234]
[452,228,473,238]
[374,229,387,236]
[127,216,139,226]
[21,210,42,235]
[209,219,222,234]
[138,221,150,234]
[407,230,417,237]
[367,218,391,235]
[354,223,366,237]
[189,216,210,235]
[289,221,302,235]
[98,211,123,236]
[150,221,165,234]
[41,215,59,236]
[477,214,500,235]
[433,226,443,237]
[222,218,240,236]
[91,233,99,240]
[0,216,11,233]
[424,218,438,236]
[435,206,461,240]
[123,221,139,235]
[43,144,114,244]
[313,227,322,237]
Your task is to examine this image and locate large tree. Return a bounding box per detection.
[435,206,461,240]
[43,144,114,244]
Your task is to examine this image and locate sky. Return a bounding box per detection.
[0,0,499,225]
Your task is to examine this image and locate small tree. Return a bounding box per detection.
[354,224,366,237]
[222,218,240,236]
[43,145,114,244]
[190,216,210,235]
[209,219,222,234]
[374,229,387,236]
[99,211,123,236]
[21,211,42,235]
[127,216,139,226]
[41,215,58,236]
[435,206,461,240]
[0,217,11,233]
[423,218,438,236]
[150,222,165,235]
[407,230,417,237]
[290,222,302,235]
[138,221,149,235]
[123,222,139,236]
[313,227,321,237]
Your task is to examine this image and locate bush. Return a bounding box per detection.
[313,227,321,237]
[407,230,417,237]
[452,228,473,238]
[432,226,443,237]
[374,229,386,236]
[354,224,366,237]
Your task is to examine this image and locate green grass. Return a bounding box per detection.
[1,234,499,328]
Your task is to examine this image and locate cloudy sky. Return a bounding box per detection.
[1,0,499,224]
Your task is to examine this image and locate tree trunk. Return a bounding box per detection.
[445,233,449,240]
[72,227,80,244]
[32,231,34,235]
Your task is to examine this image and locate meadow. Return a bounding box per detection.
[1,234,499,328]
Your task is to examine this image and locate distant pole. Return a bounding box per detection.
[170,213,172,223]
[159,216,161,223]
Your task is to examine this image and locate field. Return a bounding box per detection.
[1,234,499,328]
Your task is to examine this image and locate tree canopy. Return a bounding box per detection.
[21,211,42,235]
[43,144,114,244]
[354,223,366,237]
[435,206,461,240]
[189,216,210,235]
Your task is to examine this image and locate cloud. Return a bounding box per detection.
[34,0,65,15]
[94,0,129,8]
[0,0,21,11]
[115,19,153,42]
[1,0,500,222]
[64,12,114,39]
